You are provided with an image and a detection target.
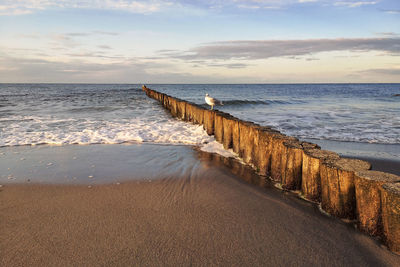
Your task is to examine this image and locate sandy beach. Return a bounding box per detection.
[1,144,399,266]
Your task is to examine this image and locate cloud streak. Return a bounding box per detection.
[0,54,240,83]
[381,9,400,14]
[334,1,377,8]
[166,38,400,61]
[1,0,378,16]
[0,0,171,16]
[359,68,400,76]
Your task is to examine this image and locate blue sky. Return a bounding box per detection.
[0,0,399,83]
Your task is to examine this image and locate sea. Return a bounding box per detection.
[1,83,399,160]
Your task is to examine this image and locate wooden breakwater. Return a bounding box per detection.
[142,85,400,254]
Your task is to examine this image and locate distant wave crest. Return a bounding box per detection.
[222,99,269,106]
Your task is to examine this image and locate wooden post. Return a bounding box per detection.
[169,97,178,117]
[222,115,236,149]
[214,111,226,143]
[381,182,400,254]
[281,139,303,190]
[185,103,193,122]
[354,171,400,236]
[256,127,281,176]
[231,118,241,154]
[270,135,296,183]
[320,158,371,219]
[192,104,205,125]
[302,149,339,202]
[203,109,216,136]
[238,121,260,164]
[176,100,187,120]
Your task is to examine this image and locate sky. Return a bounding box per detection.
[0,0,399,83]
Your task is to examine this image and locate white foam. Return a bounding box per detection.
[0,115,214,147]
[200,141,239,159]
[0,113,244,159]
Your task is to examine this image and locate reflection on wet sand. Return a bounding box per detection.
[196,147,270,189]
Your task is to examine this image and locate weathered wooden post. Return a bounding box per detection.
[302,149,340,202]
[203,109,216,135]
[221,115,236,149]
[238,121,261,164]
[214,111,226,143]
[169,97,178,117]
[281,139,303,190]
[255,127,280,176]
[231,118,241,154]
[381,182,400,254]
[354,171,400,236]
[320,158,371,219]
[176,100,187,120]
[192,104,205,125]
[270,134,297,183]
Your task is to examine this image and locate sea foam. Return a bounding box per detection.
[0,115,214,147]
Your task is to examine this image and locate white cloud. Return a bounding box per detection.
[382,9,400,14]
[358,67,400,76]
[232,0,310,9]
[0,0,172,15]
[0,0,336,16]
[334,1,377,8]
[167,38,400,61]
[0,53,239,83]
[376,32,399,37]
[298,0,318,3]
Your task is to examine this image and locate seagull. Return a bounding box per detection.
[205,93,223,110]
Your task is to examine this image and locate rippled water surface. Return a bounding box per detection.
[1,83,399,148]
[0,84,213,147]
[155,84,400,144]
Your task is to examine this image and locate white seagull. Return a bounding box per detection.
[205,93,223,110]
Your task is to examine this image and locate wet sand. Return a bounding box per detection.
[1,144,399,266]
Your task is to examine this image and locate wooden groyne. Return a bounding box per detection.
[142,85,400,254]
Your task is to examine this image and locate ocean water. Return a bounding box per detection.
[0,84,214,147]
[155,84,400,144]
[0,83,399,157]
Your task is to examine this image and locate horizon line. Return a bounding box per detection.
[1,82,400,85]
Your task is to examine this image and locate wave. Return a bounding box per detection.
[222,100,269,106]
[0,116,215,148]
[199,99,271,108]
[0,94,30,97]
[198,99,302,108]
[68,106,120,113]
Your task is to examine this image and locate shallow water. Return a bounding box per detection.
[0,143,254,185]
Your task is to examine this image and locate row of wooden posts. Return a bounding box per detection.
[142,85,400,254]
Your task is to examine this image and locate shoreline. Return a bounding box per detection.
[1,141,399,185]
[1,143,399,265]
